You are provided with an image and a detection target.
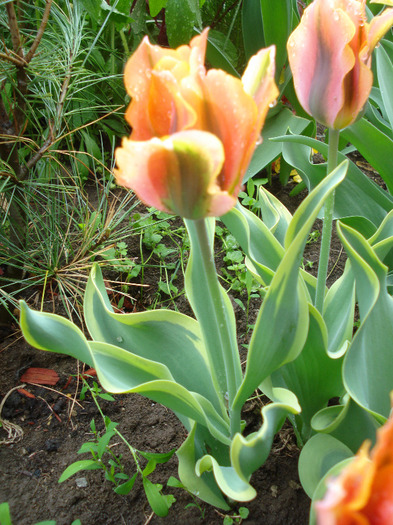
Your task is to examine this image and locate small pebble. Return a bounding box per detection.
[75,477,88,488]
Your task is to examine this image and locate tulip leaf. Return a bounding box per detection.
[338,222,393,420]
[298,434,353,499]
[19,303,93,365]
[257,185,293,245]
[196,396,300,501]
[276,134,393,229]
[233,162,347,410]
[84,264,224,414]
[323,264,355,356]
[221,201,284,287]
[311,398,380,453]
[177,423,231,510]
[375,44,393,133]
[263,304,344,442]
[244,108,311,182]
[20,303,230,444]
[342,118,393,195]
[229,393,300,481]
[241,0,265,59]
[259,0,293,81]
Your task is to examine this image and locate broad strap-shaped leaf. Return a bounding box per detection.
[262,305,345,442]
[323,263,355,356]
[376,44,393,133]
[196,394,300,502]
[20,300,230,444]
[275,134,393,229]
[298,434,353,499]
[84,264,225,415]
[244,108,311,182]
[338,221,393,419]
[369,208,393,270]
[232,162,348,412]
[311,397,380,453]
[176,422,231,510]
[342,116,393,194]
[257,186,292,245]
[222,201,284,286]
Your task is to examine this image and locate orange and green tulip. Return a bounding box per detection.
[315,415,393,524]
[115,29,278,219]
[287,0,393,130]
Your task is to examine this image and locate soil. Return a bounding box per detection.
[0,175,348,525]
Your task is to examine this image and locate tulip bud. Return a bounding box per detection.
[287,0,393,130]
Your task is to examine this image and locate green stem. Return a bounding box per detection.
[184,218,242,436]
[315,128,340,313]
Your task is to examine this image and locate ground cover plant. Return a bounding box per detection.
[3,0,393,524]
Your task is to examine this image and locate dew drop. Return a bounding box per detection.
[116,336,124,343]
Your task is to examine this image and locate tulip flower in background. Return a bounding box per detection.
[315,414,393,524]
[115,29,278,219]
[287,0,393,131]
[287,0,393,313]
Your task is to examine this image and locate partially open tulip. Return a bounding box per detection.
[114,29,278,219]
[287,0,393,130]
[315,414,393,524]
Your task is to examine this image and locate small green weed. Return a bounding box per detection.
[60,378,176,518]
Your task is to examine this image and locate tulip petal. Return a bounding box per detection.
[367,8,393,55]
[114,130,233,219]
[123,31,209,139]
[242,46,278,107]
[200,71,261,194]
[288,0,357,129]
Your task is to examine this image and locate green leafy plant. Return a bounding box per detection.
[60,377,176,517]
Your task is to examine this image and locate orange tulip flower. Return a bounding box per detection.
[115,29,278,219]
[315,415,393,524]
[287,0,393,130]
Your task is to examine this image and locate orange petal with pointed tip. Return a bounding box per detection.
[367,8,393,54]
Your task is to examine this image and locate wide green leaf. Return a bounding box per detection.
[276,134,393,229]
[298,434,353,499]
[176,423,231,510]
[233,162,347,411]
[338,222,393,420]
[342,118,393,195]
[263,305,344,441]
[196,394,300,501]
[259,0,293,81]
[222,201,284,287]
[376,44,393,134]
[244,108,311,182]
[84,264,224,413]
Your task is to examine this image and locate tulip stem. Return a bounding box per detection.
[315,128,340,313]
[184,218,242,434]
